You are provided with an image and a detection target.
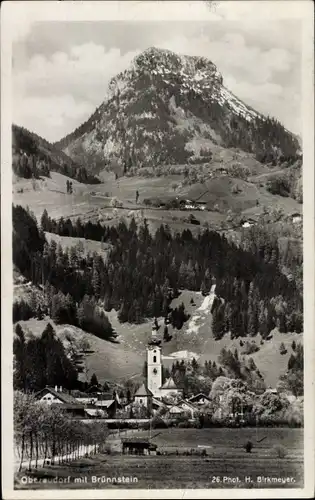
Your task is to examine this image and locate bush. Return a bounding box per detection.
[244,441,253,453]
[266,176,291,197]
[273,444,287,459]
[110,197,123,208]
[151,416,168,429]
[104,444,112,455]
[241,341,260,355]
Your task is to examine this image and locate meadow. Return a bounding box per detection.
[14,428,303,490]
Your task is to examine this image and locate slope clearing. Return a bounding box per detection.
[15,288,302,388]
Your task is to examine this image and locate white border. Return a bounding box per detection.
[1,1,314,499]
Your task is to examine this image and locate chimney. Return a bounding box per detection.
[55,385,58,392]
[59,386,62,393]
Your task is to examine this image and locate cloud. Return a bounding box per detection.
[12,21,301,141]
[158,31,300,133]
[13,43,141,141]
[13,94,94,142]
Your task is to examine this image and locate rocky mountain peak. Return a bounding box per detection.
[55,47,300,174]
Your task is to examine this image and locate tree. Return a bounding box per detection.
[212,303,225,340]
[13,324,27,390]
[163,325,169,341]
[279,342,287,355]
[90,373,99,388]
[291,340,296,351]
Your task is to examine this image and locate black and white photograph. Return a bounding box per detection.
[1,0,314,498]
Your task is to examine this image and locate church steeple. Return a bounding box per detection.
[147,343,162,398]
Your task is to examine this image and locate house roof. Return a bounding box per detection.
[188,393,212,403]
[134,384,153,397]
[51,403,85,411]
[95,400,116,408]
[84,408,107,417]
[35,387,78,405]
[98,392,117,401]
[152,397,165,407]
[179,399,198,409]
[84,385,103,394]
[160,377,178,390]
[169,405,184,414]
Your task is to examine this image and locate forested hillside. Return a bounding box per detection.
[12,124,101,184]
[13,205,302,340]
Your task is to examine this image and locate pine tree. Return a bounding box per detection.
[90,373,99,388]
[13,324,27,390]
[212,303,225,340]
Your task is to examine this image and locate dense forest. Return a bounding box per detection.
[14,323,78,392]
[12,124,101,184]
[13,205,303,339]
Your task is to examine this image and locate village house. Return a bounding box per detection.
[34,386,87,418]
[167,399,198,419]
[133,384,153,409]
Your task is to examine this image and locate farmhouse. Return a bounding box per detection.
[167,400,198,419]
[35,386,86,418]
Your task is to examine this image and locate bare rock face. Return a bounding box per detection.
[55,47,300,174]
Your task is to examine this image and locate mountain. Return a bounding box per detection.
[12,124,101,184]
[55,47,300,175]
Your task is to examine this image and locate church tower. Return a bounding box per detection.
[147,344,162,398]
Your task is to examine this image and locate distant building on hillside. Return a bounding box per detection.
[290,212,302,224]
[240,217,256,228]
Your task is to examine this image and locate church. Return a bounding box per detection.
[145,323,182,400]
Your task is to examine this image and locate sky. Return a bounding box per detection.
[10,1,304,143]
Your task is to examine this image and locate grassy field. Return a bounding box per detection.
[13,169,301,233]
[44,232,112,259]
[14,428,303,490]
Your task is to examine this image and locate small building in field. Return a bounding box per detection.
[122,438,157,455]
